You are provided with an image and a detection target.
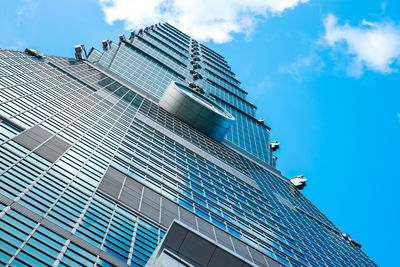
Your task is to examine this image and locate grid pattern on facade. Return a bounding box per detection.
[0,192,164,267]
[97,42,119,69]
[142,32,188,62]
[87,48,102,63]
[133,110,375,267]
[202,61,239,87]
[0,50,162,266]
[149,29,189,55]
[109,44,185,100]
[133,36,187,70]
[138,98,250,173]
[111,117,307,266]
[136,95,346,231]
[0,23,377,267]
[202,79,256,117]
[215,98,270,164]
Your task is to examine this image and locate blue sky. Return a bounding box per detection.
[1,0,399,265]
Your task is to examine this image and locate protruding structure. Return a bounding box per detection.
[270,141,280,151]
[129,31,135,42]
[342,233,362,248]
[119,34,126,42]
[188,82,205,94]
[192,62,201,69]
[102,40,109,51]
[290,175,307,189]
[74,45,83,60]
[25,48,46,60]
[190,70,203,80]
[74,45,87,60]
[159,81,235,142]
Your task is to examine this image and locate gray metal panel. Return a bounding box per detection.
[179,207,197,230]
[231,237,252,262]
[140,187,161,222]
[178,231,215,266]
[26,124,53,142]
[12,131,42,150]
[153,250,192,267]
[35,135,72,162]
[214,227,233,250]
[162,222,188,252]
[44,135,71,153]
[88,94,102,103]
[160,197,179,228]
[264,256,284,267]
[13,125,71,162]
[208,247,243,267]
[10,202,44,225]
[35,144,64,162]
[119,177,143,210]
[98,166,126,198]
[12,124,52,150]
[197,217,216,242]
[147,221,258,267]
[96,89,119,104]
[248,246,269,267]
[0,193,14,207]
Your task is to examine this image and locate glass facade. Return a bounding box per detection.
[0,22,375,267]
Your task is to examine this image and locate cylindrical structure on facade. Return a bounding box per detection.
[159,81,235,142]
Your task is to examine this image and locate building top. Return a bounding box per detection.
[86,22,276,166]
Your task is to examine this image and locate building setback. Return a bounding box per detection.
[0,23,375,266]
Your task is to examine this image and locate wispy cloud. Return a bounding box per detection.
[279,51,325,82]
[323,14,400,77]
[397,113,400,123]
[14,0,39,26]
[16,0,38,17]
[247,75,274,99]
[99,0,309,43]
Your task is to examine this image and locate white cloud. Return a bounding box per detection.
[324,14,400,76]
[361,19,375,27]
[397,113,400,123]
[99,0,309,43]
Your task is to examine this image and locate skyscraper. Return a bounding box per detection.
[0,22,375,266]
